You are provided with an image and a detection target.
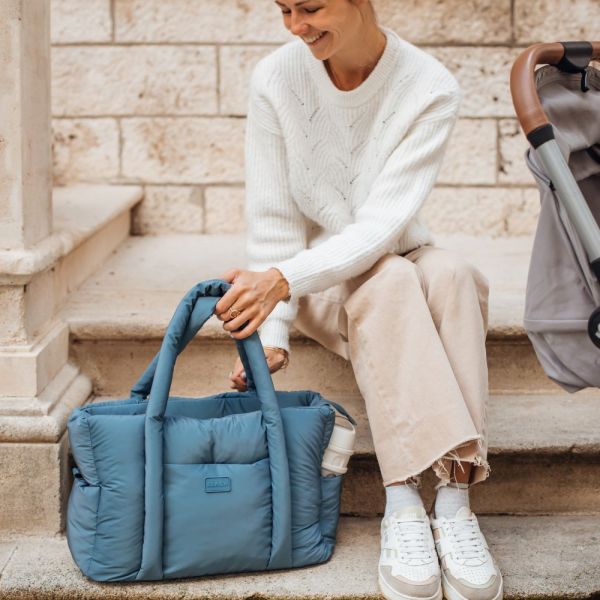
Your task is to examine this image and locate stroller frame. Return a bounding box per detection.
[511,41,600,347]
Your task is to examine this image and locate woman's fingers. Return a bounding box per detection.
[216,292,250,323]
[215,269,283,332]
[228,358,247,391]
[230,379,247,391]
[214,270,242,316]
[229,314,264,340]
[227,346,287,391]
[223,301,259,332]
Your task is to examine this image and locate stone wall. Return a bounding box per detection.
[50,0,600,237]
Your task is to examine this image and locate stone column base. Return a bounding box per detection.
[0,365,92,534]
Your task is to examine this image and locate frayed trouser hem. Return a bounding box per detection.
[382,436,491,490]
[431,438,491,491]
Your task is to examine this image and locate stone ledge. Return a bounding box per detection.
[91,392,600,459]
[0,368,92,442]
[338,392,600,457]
[0,516,599,598]
[59,233,533,341]
[57,392,600,515]
[0,185,143,283]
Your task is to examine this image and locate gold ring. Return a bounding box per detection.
[229,308,241,319]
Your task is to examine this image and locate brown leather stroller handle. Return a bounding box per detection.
[510,42,600,138]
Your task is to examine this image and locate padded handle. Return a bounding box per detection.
[146,279,282,419]
[136,279,292,580]
[130,280,260,402]
[510,41,600,138]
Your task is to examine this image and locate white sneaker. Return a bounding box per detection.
[430,506,503,600]
[378,506,442,600]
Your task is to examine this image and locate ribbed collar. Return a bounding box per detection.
[304,25,400,108]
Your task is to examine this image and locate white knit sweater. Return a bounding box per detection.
[244,25,462,353]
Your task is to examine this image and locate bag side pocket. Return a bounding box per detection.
[319,473,343,546]
[66,467,100,577]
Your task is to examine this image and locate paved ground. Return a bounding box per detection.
[1,516,599,599]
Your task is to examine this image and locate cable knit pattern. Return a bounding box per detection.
[245,26,462,352]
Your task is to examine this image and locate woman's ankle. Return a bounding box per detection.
[434,481,470,518]
[384,476,423,516]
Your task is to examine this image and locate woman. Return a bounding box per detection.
[214,1,503,599]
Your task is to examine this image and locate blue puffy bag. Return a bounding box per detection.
[66,279,356,582]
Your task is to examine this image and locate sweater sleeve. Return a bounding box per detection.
[244,64,307,354]
[270,88,462,299]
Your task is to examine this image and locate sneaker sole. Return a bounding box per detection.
[441,572,503,600]
[378,569,443,600]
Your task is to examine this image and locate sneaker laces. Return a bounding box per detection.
[447,516,487,564]
[390,518,434,565]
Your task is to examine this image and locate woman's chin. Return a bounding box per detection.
[306,31,330,53]
[310,45,334,61]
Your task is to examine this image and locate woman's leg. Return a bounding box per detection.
[402,244,491,489]
[340,251,486,488]
[295,281,429,518]
[402,245,502,600]
[293,282,353,361]
[297,253,487,600]
[340,254,451,599]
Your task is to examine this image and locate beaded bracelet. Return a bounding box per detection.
[263,345,290,370]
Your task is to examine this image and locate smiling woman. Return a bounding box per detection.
[273,0,382,91]
[217,2,505,598]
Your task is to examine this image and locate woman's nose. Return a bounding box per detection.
[289,13,308,36]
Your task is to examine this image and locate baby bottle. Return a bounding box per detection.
[321,414,356,477]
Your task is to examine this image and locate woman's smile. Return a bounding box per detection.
[303,31,328,45]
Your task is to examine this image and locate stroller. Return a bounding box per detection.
[510,41,600,392]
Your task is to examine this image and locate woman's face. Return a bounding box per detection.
[274,0,365,60]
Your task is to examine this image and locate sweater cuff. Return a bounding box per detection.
[257,316,291,354]
[270,258,314,300]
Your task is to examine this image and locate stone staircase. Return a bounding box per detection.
[1,202,600,597]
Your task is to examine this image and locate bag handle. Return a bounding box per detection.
[136,279,292,580]
[130,282,260,401]
[131,317,357,426]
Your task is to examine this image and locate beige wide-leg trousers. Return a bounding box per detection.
[293,244,491,489]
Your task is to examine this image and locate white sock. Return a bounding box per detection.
[384,482,423,517]
[434,482,470,518]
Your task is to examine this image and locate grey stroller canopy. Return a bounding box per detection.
[511,42,600,392]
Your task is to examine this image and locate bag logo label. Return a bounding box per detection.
[205,476,231,493]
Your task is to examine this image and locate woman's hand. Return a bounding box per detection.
[214,267,290,340]
[228,347,289,392]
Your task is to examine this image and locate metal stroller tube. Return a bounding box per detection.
[510,42,600,267]
[511,42,600,348]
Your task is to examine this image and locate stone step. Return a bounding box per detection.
[1,184,142,288]
[59,232,577,395]
[90,391,600,516]
[49,185,143,294]
[0,515,598,598]
[59,231,600,520]
[338,391,600,515]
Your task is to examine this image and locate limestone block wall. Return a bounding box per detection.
[50,0,600,237]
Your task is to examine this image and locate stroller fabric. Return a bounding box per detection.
[524,66,600,391]
[66,279,355,581]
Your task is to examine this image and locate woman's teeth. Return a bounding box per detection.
[303,31,325,44]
